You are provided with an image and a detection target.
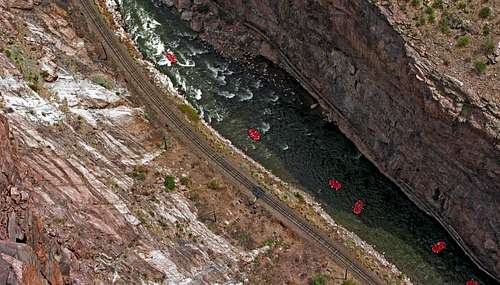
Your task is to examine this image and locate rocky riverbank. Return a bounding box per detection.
[166,0,500,280]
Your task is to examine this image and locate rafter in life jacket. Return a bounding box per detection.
[165,51,177,64]
[466,279,480,285]
[329,179,342,190]
[431,241,447,253]
[353,200,364,215]
[247,128,261,141]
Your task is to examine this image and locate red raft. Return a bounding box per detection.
[165,51,177,64]
[353,200,364,215]
[431,241,447,254]
[247,128,261,141]
[466,279,480,285]
[329,179,342,190]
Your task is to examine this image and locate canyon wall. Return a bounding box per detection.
[0,115,65,285]
[170,0,500,280]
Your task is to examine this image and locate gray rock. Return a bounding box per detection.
[177,0,192,11]
[181,10,193,21]
[161,0,174,7]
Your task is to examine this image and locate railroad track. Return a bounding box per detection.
[78,0,385,284]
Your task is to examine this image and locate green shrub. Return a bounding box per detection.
[457,1,466,10]
[294,192,305,203]
[411,0,421,7]
[425,6,436,23]
[456,35,470,47]
[484,39,496,54]
[311,275,326,285]
[180,176,190,186]
[432,0,443,9]
[439,15,450,33]
[208,179,220,190]
[164,175,176,191]
[474,61,487,74]
[178,103,200,122]
[91,74,114,89]
[27,81,42,92]
[479,7,491,19]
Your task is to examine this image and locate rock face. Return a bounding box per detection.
[174,0,500,279]
[0,116,64,285]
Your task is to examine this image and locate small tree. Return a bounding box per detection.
[474,61,487,75]
[484,39,496,54]
[164,176,176,191]
[479,7,491,19]
[208,179,220,190]
[456,36,470,47]
[311,275,326,285]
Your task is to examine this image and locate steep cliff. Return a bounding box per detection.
[0,115,65,285]
[170,0,500,280]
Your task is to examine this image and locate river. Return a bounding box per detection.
[118,0,496,284]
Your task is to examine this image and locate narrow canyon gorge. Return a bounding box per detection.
[169,0,500,280]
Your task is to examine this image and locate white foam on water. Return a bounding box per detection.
[219,91,235,99]
[269,91,279,102]
[252,79,263,89]
[238,88,253,101]
[157,57,171,67]
[186,44,208,56]
[192,88,202,100]
[260,122,270,133]
[205,61,227,85]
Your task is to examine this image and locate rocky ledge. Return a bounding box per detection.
[169,0,500,280]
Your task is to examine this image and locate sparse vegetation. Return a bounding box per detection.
[208,178,220,190]
[474,60,487,75]
[478,7,491,19]
[164,175,176,191]
[484,39,496,54]
[264,239,278,247]
[311,274,326,285]
[439,14,450,34]
[90,74,114,89]
[131,165,147,181]
[157,217,169,230]
[134,209,149,225]
[178,103,200,122]
[294,192,305,203]
[180,176,190,186]
[456,1,466,10]
[416,16,426,27]
[431,0,443,9]
[342,279,358,285]
[482,25,491,36]
[425,6,436,23]
[456,35,470,47]
[411,0,421,7]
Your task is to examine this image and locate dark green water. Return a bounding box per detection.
[118,0,497,284]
